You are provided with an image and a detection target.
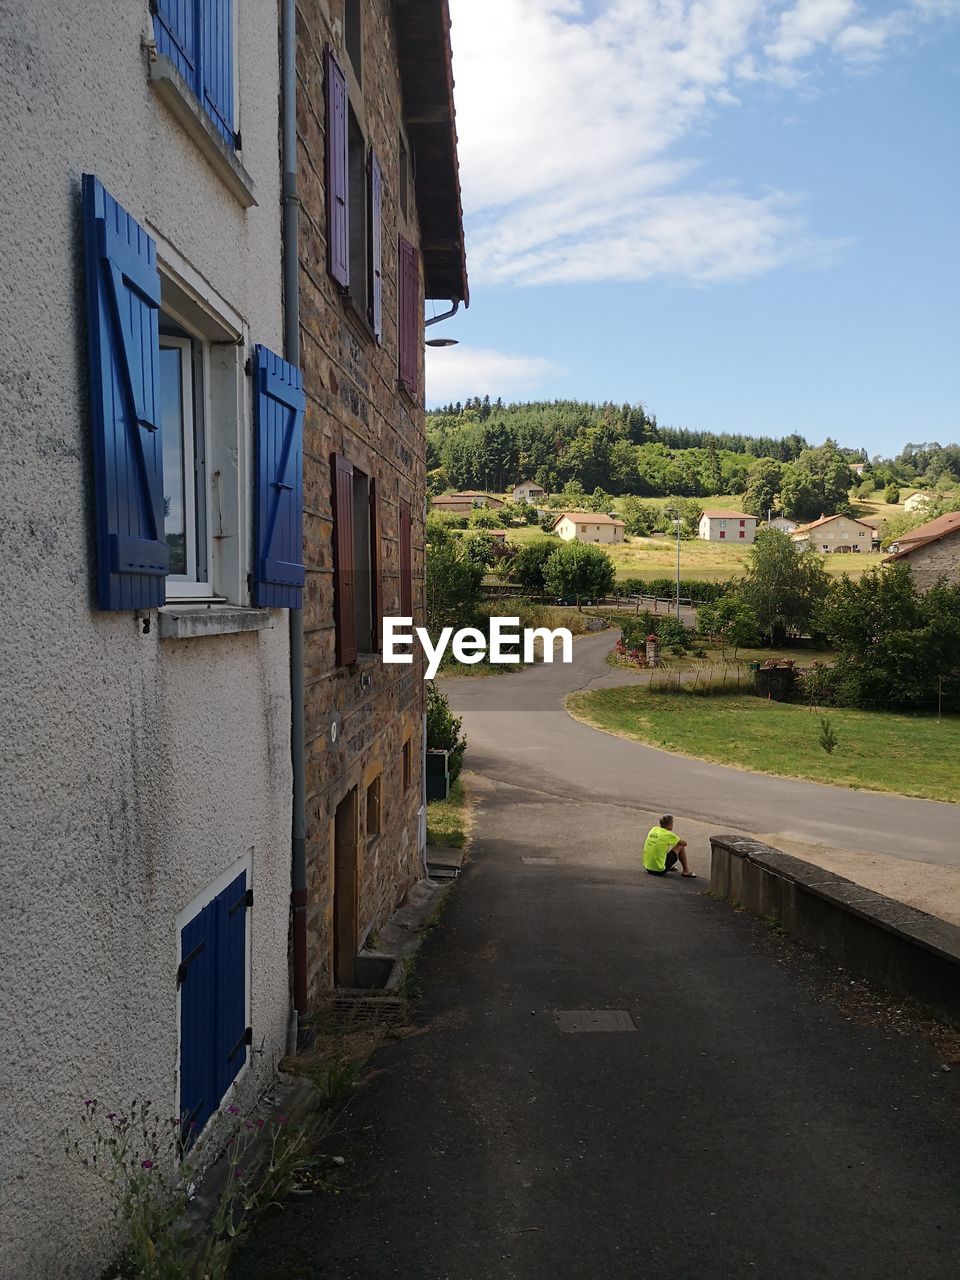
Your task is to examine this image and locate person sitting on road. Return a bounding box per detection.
[642,815,695,879]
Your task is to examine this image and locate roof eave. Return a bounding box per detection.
[393,0,469,305]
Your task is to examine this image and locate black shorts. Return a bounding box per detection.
[645,850,679,876]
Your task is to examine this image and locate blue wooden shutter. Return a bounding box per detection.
[325,47,349,288]
[152,0,198,85]
[215,871,249,1100]
[178,899,217,1144]
[200,0,235,145]
[252,346,306,609]
[368,150,383,341]
[398,236,419,394]
[82,175,169,610]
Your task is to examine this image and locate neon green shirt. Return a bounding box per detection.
[643,825,679,872]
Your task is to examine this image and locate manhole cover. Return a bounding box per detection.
[522,857,558,865]
[556,1009,636,1033]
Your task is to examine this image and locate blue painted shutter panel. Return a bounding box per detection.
[252,346,306,608]
[215,871,249,1100]
[82,174,169,610]
[200,0,235,145]
[325,47,350,288]
[153,0,198,84]
[179,900,217,1144]
[368,150,383,342]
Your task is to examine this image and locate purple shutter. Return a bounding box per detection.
[399,498,412,616]
[325,47,349,288]
[332,454,357,665]
[398,236,419,394]
[368,150,383,342]
[370,478,382,650]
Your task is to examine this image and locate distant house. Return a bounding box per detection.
[432,491,505,515]
[850,462,867,476]
[904,491,935,513]
[698,510,758,544]
[553,511,625,544]
[791,513,875,553]
[513,481,546,504]
[884,512,960,589]
[766,516,799,534]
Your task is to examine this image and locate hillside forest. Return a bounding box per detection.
[426,398,960,525]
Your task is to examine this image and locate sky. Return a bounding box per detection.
[424,0,960,457]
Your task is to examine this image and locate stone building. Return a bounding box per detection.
[294,0,468,998]
[0,3,295,1273]
[885,513,960,589]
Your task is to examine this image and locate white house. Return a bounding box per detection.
[553,511,626,544]
[904,491,935,513]
[698,510,758,544]
[0,4,294,1273]
[791,514,876,552]
[766,516,799,534]
[513,480,546,503]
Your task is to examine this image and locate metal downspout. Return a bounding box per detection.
[281,0,308,1046]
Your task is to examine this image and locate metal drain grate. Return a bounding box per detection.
[556,1009,636,1033]
[522,857,558,865]
[327,994,409,1028]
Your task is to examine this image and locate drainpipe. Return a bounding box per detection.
[424,300,460,328]
[281,0,308,1047]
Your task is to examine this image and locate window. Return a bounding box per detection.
[739,520,745,527]
[719,531,726,539]
[152,0,237,147]
[332,456,382,663]
[177,868,250,1146]
[159,330,208,594]
[822,544,830,552]
[718,519,727,528]
[345,0,362,83]
[366,775,381,839]
[739,530,745,539]
[402,737,412,791]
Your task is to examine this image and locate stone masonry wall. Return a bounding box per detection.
[297,0,427,999]
[902,529,960,591]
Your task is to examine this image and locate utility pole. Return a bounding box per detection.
[669,506,681,620]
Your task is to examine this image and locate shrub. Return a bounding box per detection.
[427,683,467,782]
[469,507,501,529]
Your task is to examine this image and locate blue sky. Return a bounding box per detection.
[425,0,960,458]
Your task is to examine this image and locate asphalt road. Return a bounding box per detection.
[445,630,959,868]
[231,639,960,1280]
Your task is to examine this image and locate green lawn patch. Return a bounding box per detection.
[426,779,472,847]
[566,688,959,802]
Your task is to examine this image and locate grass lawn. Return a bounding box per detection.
[426,779,472,847]
[499,527,886,583]
[566,687,959,802]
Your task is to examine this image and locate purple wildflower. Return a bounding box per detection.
[227,1104,240,1116]
[234,1167,245,1180]
[141,1159,155,1170]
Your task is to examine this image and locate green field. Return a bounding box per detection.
[498,526,886,582]
[566,687,959,802]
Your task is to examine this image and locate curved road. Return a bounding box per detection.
[444,630,959,869]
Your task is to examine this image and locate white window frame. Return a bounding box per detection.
[152,231,251,606]
[159,334,210,598]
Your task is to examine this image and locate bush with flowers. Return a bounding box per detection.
[64,1096,313,1279]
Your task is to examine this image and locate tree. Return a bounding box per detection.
[508,538,558,594]
[742,458,783,517]
[696,596,761,658]
[543,542,615,609]
[779,444,854,521]
[425,544,483,633]
[426,683,467,782]
[469,506,501,529]
[884,483,901,505]
[738,529,829,646]
[619,496,660,536]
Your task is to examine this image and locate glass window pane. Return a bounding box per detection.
[160,345,187,576]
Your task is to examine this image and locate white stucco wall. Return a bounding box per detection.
[0,4,291,1276]
[698,516,757,544]
[556,517,623,543]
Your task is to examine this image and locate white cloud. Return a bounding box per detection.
[447,0,957,288]
[425,346,557,404]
